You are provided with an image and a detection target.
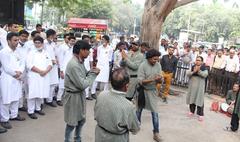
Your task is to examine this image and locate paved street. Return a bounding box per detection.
[0,86,239,142]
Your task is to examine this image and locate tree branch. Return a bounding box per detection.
[174,0,199,9]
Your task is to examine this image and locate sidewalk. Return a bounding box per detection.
[0,86,239,142]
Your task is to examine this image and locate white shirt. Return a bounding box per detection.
[225,56,240,73]
[84,48,93,71]
[24,40,35,52]
[16,41,30,79]
[27,49,52,99]
[0,28,8,50]
[58,42,70,72]
[198,52,207,63]
[44,40,59,85]
[159,45,167,58]
[95,44,113,82]
[0,46,24,104]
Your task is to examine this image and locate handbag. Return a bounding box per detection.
[210,101,219,112]
[137,84,145,108]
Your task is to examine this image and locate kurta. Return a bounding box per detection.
[26,49,52,99]
[0,28,8,49]
[121,51,144,98]
[137,60,162,112]
[95,45,113,82]
[84,48,93,71]
[234,92,240,117]
[63,56,97,126]
[226,90,237,105]
[0,46,24,104]
[186,69,208,107]
[44,40,59,85]
[24,40,35,51]
[16,43,30,80]
[94,89,140,142]
[58,43,73,89]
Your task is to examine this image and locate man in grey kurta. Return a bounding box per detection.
[121,42,144,100]
[186,56,208,121]
[63,40,100,142]
[94,68,140,142]
[137,49,162,142]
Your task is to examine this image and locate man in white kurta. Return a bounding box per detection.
[82,35,94,100]
[0,23,19,50]
[91,35,113,98]
[44,29,58,107]
[24,31,41,52]
[0,33,25,129]
[26,36,52,119]
[57,36,75,105]
[0,27,7,50]
[16,30,30,111]
[84,48,93,100]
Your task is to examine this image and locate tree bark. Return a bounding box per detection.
[140,0,198,50]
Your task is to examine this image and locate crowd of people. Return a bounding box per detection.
[0,21,239,142]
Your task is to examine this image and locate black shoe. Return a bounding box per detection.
[91,94,97,99]
[35,110,45,115]
[46,102,57,107]
[0,122,12,129]
[0,127,7,134]
[28,113,38,119]
[53,96,57,101]
[10,115,25,121]
[162,97,168,104]
[86,96,93,100]
[41,104,44,109]
[56,101,63,106]
[19,107,27,112]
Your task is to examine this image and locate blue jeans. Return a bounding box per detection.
[64,119,86,142]
[136,108,159,133]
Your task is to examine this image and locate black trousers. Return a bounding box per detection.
[222,72,238,97]
[231,113,239,131]
[189,104,204,116]
[205,66,210,92]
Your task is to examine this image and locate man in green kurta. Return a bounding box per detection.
[94,68,140,142]
[137,49,162,142]
[63,40,100,142]
[121,42,144,101]
[186,56,208,122]
[225,84,240,132]
[221,83,239,114]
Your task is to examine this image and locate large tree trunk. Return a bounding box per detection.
[140,0,198,50]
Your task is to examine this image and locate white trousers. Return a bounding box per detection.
[19,97,24,108]
[46,85,57,103]
[27,98,42,114]
[91,81,108,94]
[0,100,19,122]
[85,87,90,97]
[57,88,64,101]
